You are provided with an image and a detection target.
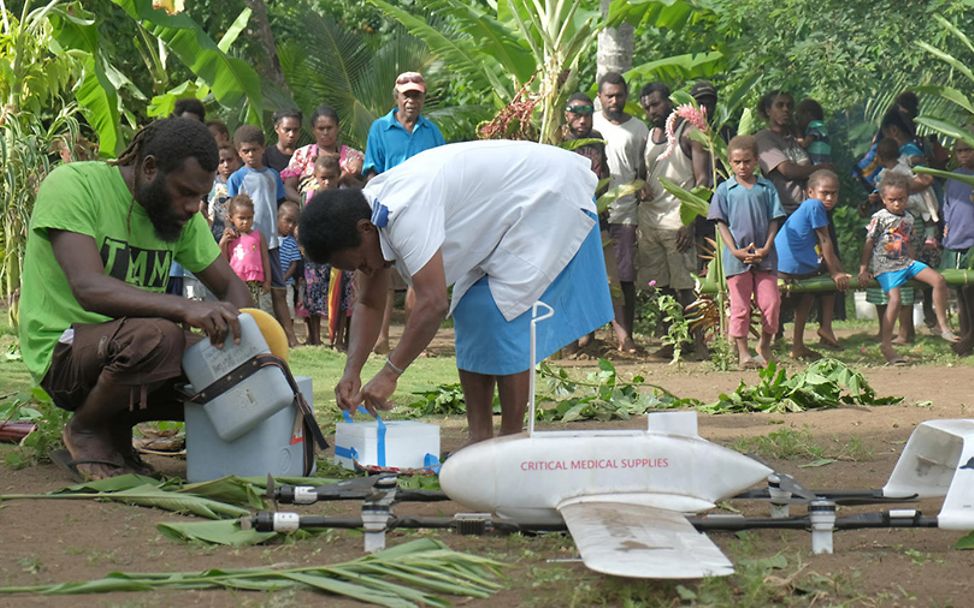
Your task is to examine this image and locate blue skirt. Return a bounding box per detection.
[453,215,614,375]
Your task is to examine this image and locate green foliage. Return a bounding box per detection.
[2,386,69,468]
[701,358,902,414]
[0,1,83,328]
[367,0,605,144]
[0,538,505,605]
[404,383,467,417]
[109,0,263,124]
[635,287,692,363]
[157,519,276,546]
[0,473,339,519]
[535,359,662,423]
[275,7,446,150]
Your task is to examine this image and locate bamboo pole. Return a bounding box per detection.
[698,269,974,295]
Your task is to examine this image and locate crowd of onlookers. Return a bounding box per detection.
[167,72,443,353]
[564,75,974,367]
[168,70,974,368]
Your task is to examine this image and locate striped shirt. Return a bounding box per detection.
[278,235,302,285]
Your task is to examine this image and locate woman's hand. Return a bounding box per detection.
[335,371,363,412]
[357,368,398,416]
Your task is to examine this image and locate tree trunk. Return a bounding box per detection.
[243,0,290,99]
[596,0,634,81]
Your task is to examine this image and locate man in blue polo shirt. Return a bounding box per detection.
[364,71,446,353]
[363,72,446,178]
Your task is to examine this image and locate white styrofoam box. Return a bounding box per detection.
[182,313,292,441]
[334,420,440,470]
[184,376,313,482]
[855,291,928,325]
[854,291,876,320]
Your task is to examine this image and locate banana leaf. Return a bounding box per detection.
[110,0,263,124]
[596,180,645,215]
[915,117,974,150]
[157,519,275,546]
[914,166,974,188]
[624,51,724,85]
[0,539,504,607]
[701,270,974,294]
[177,476,266,510]
[657,176,712,226]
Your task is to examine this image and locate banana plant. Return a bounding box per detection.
[367,0,717,145]
[275,7,485,150]
[915,15,974,152]
[52,0,264,156]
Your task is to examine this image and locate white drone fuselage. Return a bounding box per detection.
[439,412,773,526]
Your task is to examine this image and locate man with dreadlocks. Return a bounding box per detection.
[19,117,252,481]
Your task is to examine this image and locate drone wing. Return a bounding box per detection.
[556,497,734,579]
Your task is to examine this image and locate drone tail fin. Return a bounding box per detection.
[883,419,974,530]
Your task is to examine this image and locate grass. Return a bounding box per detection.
[505,531,894,607]
[732,426,873,463]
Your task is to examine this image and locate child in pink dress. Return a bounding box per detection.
[219,194,271,308]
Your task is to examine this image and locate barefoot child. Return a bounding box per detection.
[859,172,959,365]
[219,194,271,308]
[277,201,303,347]
[207,144,240,241]
[308,153,355,350]
[227,125,292,338]
[709,135,786,368]
[298,154,340,345]
[775,169,851,359]
[876,137,942,338]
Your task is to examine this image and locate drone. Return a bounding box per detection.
[244,304,974,579]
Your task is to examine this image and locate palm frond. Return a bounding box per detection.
[367,0,498,97]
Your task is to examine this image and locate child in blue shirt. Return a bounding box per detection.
[227,125,292,330]
[277,201,302,347]
[775,169,851,359]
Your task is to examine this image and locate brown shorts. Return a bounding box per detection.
[607,223,638,283]
[41,318,197,413]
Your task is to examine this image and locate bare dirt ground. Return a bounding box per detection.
[2,324,974,607]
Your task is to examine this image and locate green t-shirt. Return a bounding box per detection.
[19,162,220,383]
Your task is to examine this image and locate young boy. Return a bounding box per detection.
[775,169,851,359]
[942,137,974,355]
[277,201,303,347]
[208,144,241,240]
[227,125,293,332]
[859,172,959,365]
[876,136,942,338]
[709,135,786,368]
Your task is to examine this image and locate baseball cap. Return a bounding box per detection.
[395,72,427,94]
[690,80,717,101]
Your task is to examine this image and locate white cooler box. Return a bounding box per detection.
[334,418,440,470]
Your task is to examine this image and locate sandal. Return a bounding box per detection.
[50,448,129,483]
